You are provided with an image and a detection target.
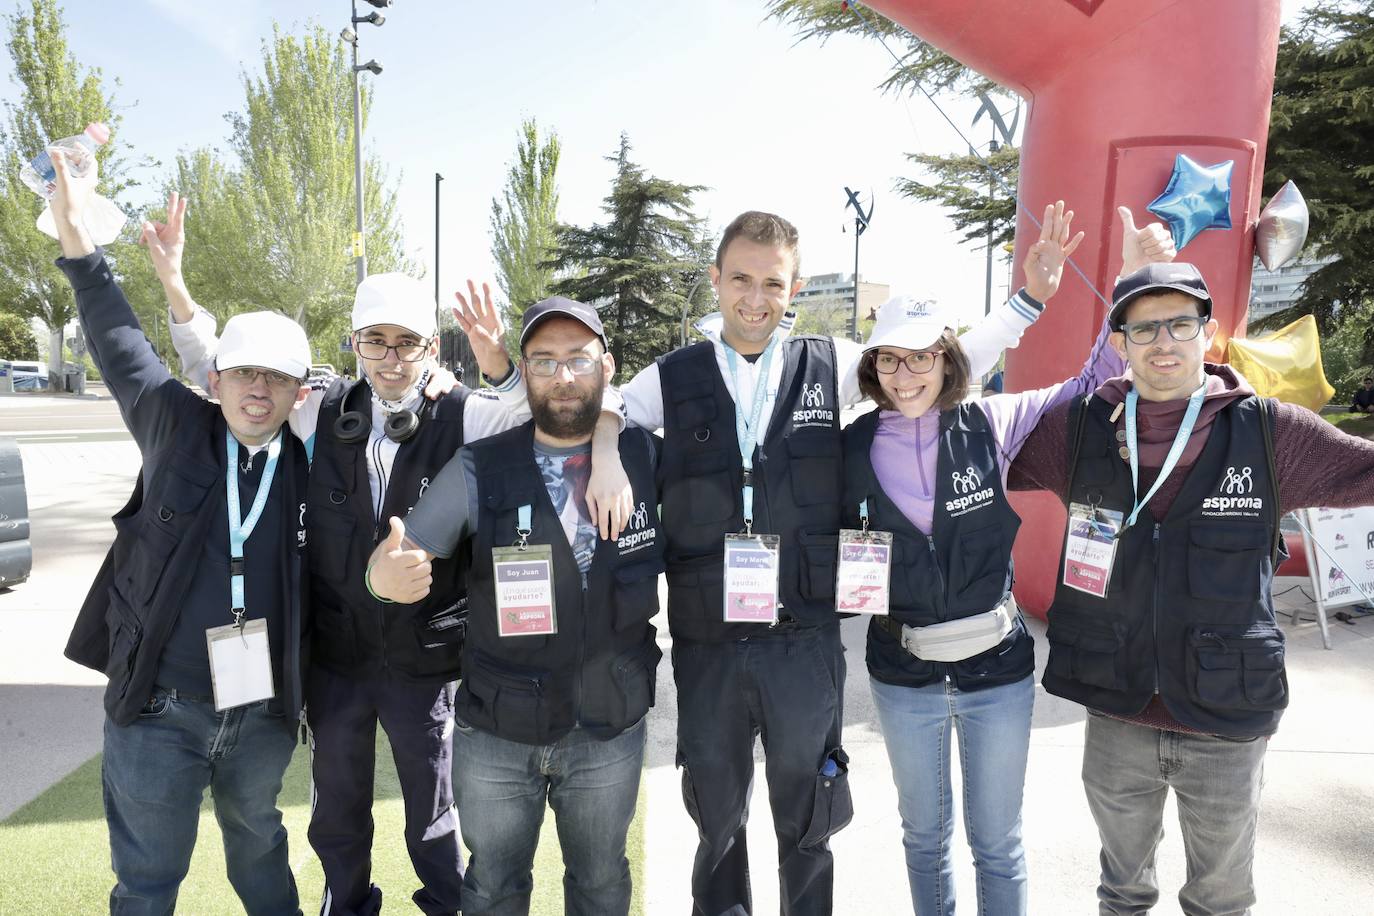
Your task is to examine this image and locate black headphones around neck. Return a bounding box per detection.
[333,380,434,445]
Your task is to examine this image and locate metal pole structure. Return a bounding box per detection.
[434,171,443,348]
[985,133,999,316]
[350,0,367,285]
[678,274,709,348]
[843,186,873,341]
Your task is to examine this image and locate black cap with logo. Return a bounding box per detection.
[1110,262,1213,329]
[520,296,608,351]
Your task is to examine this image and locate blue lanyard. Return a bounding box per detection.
[724,336,778,532]
[226,428,282,623]
[1122,382,1206,531]
[858,498,870,531]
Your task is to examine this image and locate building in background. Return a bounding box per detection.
[1249,256,1337,324]
[792,272,891,339]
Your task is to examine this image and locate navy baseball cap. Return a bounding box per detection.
[1110,263,1213,329]
[519,296,608,351]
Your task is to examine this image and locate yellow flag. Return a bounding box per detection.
[1227,314,1335,411]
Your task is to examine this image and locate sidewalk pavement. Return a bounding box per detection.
[3,436,1372,913]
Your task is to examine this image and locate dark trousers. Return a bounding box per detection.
[305,666,464,916]
[672,624,850,916]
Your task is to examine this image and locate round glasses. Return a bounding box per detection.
[355,339,430,362]
[222,366,302,390]
[524,356,600,378]
[1121,316,1206,345]
[873,350,943,375]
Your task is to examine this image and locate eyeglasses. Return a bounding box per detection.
[873,350,943,375]
[222,367,303,390]
[1121,315,1206,345]
[355,339,430,362]
[523,356,600,378]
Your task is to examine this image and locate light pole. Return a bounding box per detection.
[434,171,443,342]
[343,0,388,286]
[843,186,873,342]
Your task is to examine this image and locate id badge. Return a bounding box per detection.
[836,529,894,615]
[723,533,780,624]
[205,618,274,711]
[1062,502,1123,598]
[493,544,557,637]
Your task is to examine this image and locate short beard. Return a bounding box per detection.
[529,379,604,440]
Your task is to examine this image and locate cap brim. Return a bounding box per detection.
[520,308,608,349]
[216,350,308,380]
[862,321,947,354]
[1109,285,1212,327]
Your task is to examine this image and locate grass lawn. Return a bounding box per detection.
[1327,409,1374,438]
[0,730,645,915]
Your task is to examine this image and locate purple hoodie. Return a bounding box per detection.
[869,319,1124,534]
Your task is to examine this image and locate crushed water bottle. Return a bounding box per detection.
[23,122,126,245]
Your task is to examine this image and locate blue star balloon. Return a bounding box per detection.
[1147,154,1233,250]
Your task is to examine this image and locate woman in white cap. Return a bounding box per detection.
[840,202,1172,914]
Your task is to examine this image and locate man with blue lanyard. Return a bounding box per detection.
[51,151,310,914]
[610,210,1047,914]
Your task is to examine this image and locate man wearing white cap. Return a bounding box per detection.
[143,193,626,916]
[50,151,311,913]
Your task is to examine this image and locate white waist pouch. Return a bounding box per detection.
[900,597,1017,663]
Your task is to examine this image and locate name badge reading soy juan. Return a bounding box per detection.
[206,618,274,711]
[492,544,557,637]
[723,533,780,623]
[836,528,893,615]
[1062,501,1123,598]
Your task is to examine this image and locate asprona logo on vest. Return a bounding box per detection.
[792,382,835,427]
[1201,466,1264,515]
[945,466,995,516]
[617,500,658,553]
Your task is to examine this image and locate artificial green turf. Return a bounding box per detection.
[0,731,645,915]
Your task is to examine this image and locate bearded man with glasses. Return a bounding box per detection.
[1009,261,1374,915]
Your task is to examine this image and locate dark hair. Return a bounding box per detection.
[715,211,801,284]
[856,329,972,414]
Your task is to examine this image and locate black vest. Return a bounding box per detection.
[1043,394,1286,737]
[459,423,664,745]
[307,379,471,682]
[66,412,310,728]
[842,405,1031,690]
[656,337,842,642]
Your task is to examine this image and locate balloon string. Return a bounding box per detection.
[846,1,1112,309]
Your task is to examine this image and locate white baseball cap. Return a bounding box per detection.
[215,311,311,379]
[863,295,952,353]
[351,272,437,338]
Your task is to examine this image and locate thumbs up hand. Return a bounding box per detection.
[366,516,435,604]
[1118,206,1176,277]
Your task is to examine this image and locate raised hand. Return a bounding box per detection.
[140,192,188,283]
[367,516,433,604]
[1118,206,1176,276]
[1022,200,1085,303]
[453,280,512,380]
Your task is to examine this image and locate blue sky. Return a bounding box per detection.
[15,0,1316,327]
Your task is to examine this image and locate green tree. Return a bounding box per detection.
[172,24,410,359]
[1258,0,1374,363]
[0,312,38,360]
[490,118,561,346]
[548,134,710,376]
[0,0,143,384]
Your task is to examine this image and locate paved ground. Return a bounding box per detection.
[3,392,1372,914]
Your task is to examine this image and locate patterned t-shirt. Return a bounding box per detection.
[533,444,598,575]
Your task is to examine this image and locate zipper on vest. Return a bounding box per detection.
[926,536,952,682]
[1151,522,1161,694]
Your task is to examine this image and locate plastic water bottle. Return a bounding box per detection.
[20,122,109,198]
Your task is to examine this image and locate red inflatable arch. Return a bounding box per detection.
[864,0,1284,615]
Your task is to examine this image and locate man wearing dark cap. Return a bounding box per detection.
[367,297,664,916]
[1010,261,1374,915]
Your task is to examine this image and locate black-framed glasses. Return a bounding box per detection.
[1121,315,1206,345]
[355,339,431,362]
[873,350,943,375]
[223,366,303,390]
[524,356,600,378]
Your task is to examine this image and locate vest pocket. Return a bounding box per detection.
[311,603,358,668]
[786,434,841,508]
[613,559,666,631]
[461,652,552,744]
[949,525,1010,609]
[308,508,355,583]
[662,449,736,535]
[104,590,144,700]
[611,639,662,725]
[1045,611,1125,690]
[409,600,467,678]
[799,747,854,848]
[1187,523,1270,602]
[666,557,724,627]
[1187,624,1288,711]
[797,527,839,603]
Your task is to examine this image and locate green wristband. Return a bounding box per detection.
[365,563,395,604]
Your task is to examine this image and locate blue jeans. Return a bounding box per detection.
[102,688,301,916]
[451,716,646,916]
[870,673,1034,916]
[1082,712,1267,916]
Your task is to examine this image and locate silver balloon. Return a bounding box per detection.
[1255,180,1308,270]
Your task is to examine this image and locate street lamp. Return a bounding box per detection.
[343,0,390,285]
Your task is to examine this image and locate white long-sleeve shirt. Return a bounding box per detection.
[619,291,1044,438]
